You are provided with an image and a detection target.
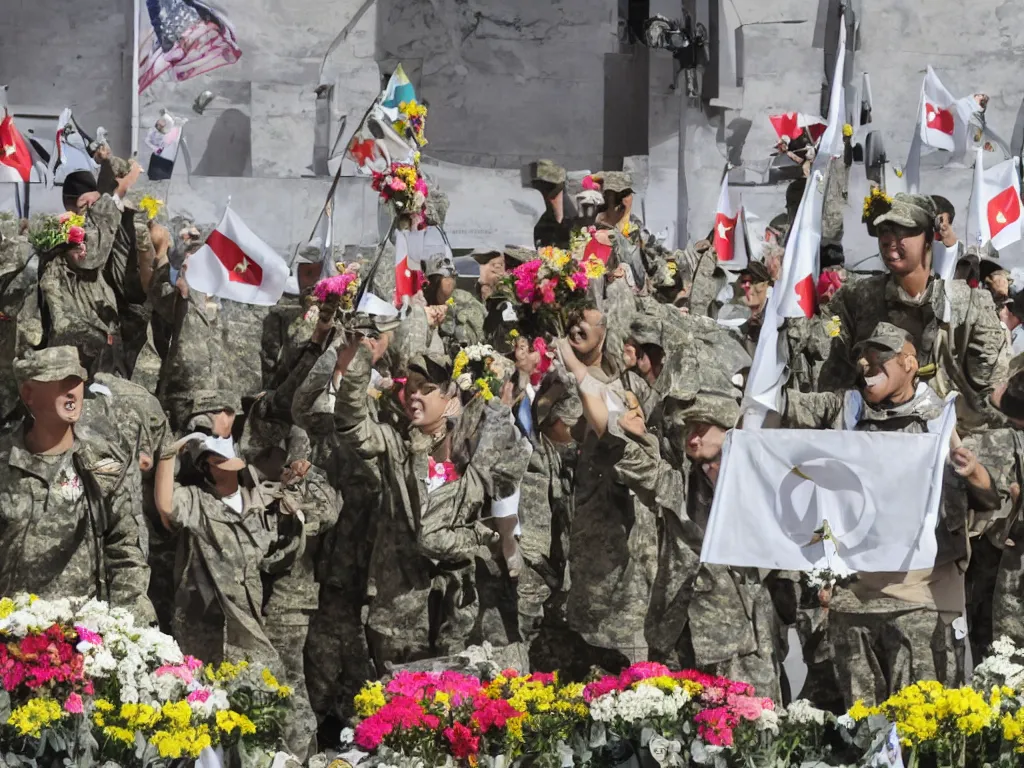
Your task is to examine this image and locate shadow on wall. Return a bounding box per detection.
[193,108,253,177]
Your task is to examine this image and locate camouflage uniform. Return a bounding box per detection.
[77,373,173,631]
[261,294,318,390]
[565,358,658,671]
[819,195,1009,434]
[0,215,34,419]
[0,348,154,623]
[786,323,993,706]
[438,288,486,355]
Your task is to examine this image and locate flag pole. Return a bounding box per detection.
[131,0,141,156]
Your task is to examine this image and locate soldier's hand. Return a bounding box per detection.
[425,305,448,327]
[474,522,501,546]
[149,221,170,254]
[281,459,311,485]
[950,446,978,478]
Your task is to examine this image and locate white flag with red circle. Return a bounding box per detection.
[186,205,289,305]
[967,148,1023,253]
[920,66,957,152]
[713,175,745,266]
[769,113,827,145]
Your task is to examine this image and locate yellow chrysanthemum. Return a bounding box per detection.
[354,681,387,716]
[584,257,606,280]
[842,123,854,138]
[160,701,192,731]
[475,378,494,401]
[452,350,469,380]
[0,597,14,618]
[216,710,257,735]
[826,315,842,338]
[7,699,63,738]
[103,726,136,745]
[509,329,519,339]
[848,700,872,721]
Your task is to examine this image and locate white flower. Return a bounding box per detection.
[785,699,827,726]
[189,689,230,718]
[756,708,780,734]
[588,685,691,725]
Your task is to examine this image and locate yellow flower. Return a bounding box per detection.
[620,221,631,236]
[122,702,160,729]
[434,691,451,708]
[94,699,115,713]
[446,297,455,307]
[826,315,841,338]
[7,699,62,738]
[139,195,164,220]
[584,257,606,280]
[216,710,256,735]
[64,214,85,229]
[848,700,872,721]
[452,350,469,380]
[509,329,519,339]
[354,681,387,716]
[475,378,494,401]
[103,726,136,745]
[666,261,678,276]
[0,597,14,618]
[505,714,524,743]
[205,660,248,682]
[262,666,293,697]
[842,123,854,137]
[160,701,192,730]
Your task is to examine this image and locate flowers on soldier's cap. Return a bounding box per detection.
[862,186,893,224]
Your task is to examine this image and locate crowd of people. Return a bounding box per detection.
[2,129,1024,762]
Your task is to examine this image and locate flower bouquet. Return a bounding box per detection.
[0,594,292,767]
[395,100,428,148]
[311,264,361,324]
[452,344,515,402]
[503,247,606,337]
[372,162,429,221]
[27,212,85,253]
[569,226,612,266]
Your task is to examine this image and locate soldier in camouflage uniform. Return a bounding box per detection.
[819,194,1009,435]
[0,213,34,421]
[422,251,486,356]
[785,323,999,705]
[532,160,572,249]
[0,347,154,622]
[40,173,125,376]
[262,242,323,390]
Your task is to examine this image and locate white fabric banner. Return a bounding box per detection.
[703,399,956,572]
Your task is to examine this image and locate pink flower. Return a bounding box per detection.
[59,212,72,223]
[582,175,601,191]
[156,662,196,685]
[471,696,522,732]
[67,226,85,245]
[63,693,83,714]
[74,626,102,647]
[571,271,588,290]
[584,675,622,702]
[539,280,556,305]
[312,273,357,302]
[528,671,555,685]
[428,458,460,485]
[726,693,764,721]
[187,689,211,703]
[619,662,671,687]
[695,706,738,747]
[389,177,407,192]
[414,178,428,196]
[444,722,480,759]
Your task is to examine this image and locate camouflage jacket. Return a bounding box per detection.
[106,203,151,308]
[332,346,525,657]
[819,274,1009,433]
[783,382,946,432]
[169,474,279,665]
[261,294,317,391]
[0,429,154,623]
[39,258,121,376]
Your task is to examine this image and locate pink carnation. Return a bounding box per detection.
[619,662,672,686]
[571,271,588,290]
[528,670,555,685]
[583,675,622,702]
[389,177,407,192]
[695,706,738,747]
[471,695,522,732]
[414,178,428,196]
[187,688,211,704]
[63,693,83,714]
[74,626,103,647]
[539,280,556,305]
[726,693,765,721]
[67,226,85,245]
[313,273,357,302]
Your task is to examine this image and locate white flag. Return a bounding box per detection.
[810,14,846,178]
[776,170,824,319]
[920,66,958,152]
[967,147,1023,252]
[48,108,99,186]
[713,175,745,268]
[186,206,289,306]
[703,398,956,572]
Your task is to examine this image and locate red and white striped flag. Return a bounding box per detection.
[186,206,289,305]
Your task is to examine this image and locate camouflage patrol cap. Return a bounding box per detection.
[676,392,740,431]
[739,261,773,285]
[425,189,449,227]
[408,351,454,386]
[533,160,566,185]
[14,347,87,385]
[470,247,503,265]
[503,245,535,266]
[595,171,632,194]
[873,193,938,231]
[189,389,242,416]
[424,251,457,278]
[853,321,914,357]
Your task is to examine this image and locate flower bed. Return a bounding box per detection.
[0,594,292,767]
[341,651,1024,768]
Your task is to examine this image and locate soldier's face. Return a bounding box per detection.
[22,376,85,425]
[568,308,606,356]
[297,263,321,292]
[878,225,928,275]
[858,346,915,404]
[211,409,235,438]
[684,422,726,462]
[740,278,768,310]
[406,379,451,428]
[479,256,505,285]
[514,338,540,375]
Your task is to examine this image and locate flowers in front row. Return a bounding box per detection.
[0,594,290,765]
[27,212,85,253]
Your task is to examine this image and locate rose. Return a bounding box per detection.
[67,226,85,245]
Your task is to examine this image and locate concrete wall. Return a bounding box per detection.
[4,0,1023,264]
